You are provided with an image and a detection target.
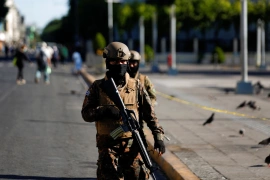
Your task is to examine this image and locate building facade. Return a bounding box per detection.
[0,0,25,51]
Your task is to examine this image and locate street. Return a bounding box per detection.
[0,62,167,180]
[0,62,97,179]
[1,61,270,180]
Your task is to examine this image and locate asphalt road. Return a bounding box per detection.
[0,62,98,179]
[1,60,270,180]
[0,62,167,180]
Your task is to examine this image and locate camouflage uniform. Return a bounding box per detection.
[135,73,156,106]
[81,73,164,180]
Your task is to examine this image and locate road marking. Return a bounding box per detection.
[156,91,270,121]
[0,85,17,102]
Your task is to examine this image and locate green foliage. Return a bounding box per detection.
[211,46,225,64]
[0,0,8,20]
[77,0,107,40]
[144,45,154,63]
[41,19,62,42]
[38,0,270,51]
[137,3,156,20]
[93,32,106,53]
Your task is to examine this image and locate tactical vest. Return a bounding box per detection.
[95,76,139,139]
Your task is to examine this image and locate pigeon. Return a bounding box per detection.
[239,129,245,136]
[254,81,264,94]
[236,101,246,109]
[203,113,215,126]
[70,90,76,94]
[258,137,270,145]
[247,101,260,110]
[256,81,264,89]
[265,154,270,167]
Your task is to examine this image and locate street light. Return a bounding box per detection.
[235,0,253,94]
[106,0,121,43]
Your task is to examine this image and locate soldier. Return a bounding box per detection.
[127,50,157,106]
[81,42,165,180]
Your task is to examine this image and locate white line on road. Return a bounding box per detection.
[0,85,17,102]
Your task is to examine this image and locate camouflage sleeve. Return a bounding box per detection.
[144,76,157,104]
[81,81,99,122]
[138,83,164,140]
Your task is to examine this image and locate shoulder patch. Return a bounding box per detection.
[85,90,90,96]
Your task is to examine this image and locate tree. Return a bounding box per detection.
[93,32,106,54]
[41,19,62,42]
[115,2,156,45]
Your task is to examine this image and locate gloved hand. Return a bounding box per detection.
[96,106,120,120]
[154,140,165,155]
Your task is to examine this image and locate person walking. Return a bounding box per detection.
[59,44,69,64]
[72,46,82,75]
[14,44,31,85]
[127,50,157,106]
[81,42,165,180]
[4,43,9,59]
[35,42,51,84]
[51,45,60,68]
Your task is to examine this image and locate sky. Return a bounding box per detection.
[13,0,69,30]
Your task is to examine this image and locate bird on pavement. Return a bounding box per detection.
[254,81,264,94]
[258,137,270,145]
[247,101,260,110]
[265,154,270,167]
[239,129,245,136]
[203,113,215,126]
[236,101,246,109]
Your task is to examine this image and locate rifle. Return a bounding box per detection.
[108,78,157,180]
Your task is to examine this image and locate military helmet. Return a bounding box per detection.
[130,50,141,61]
[103,42,130,60]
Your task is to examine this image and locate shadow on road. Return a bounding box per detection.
[25,119,94,126]
[0,175,96,180]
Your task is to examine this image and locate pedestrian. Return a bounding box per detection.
[72,46,82,75]
[35,42,51,84]
[4,43,9,59]
[51,45,60,68]
[81,42,165,180]
[14,44,31,85]
[127,50,157,106]
[59,44,69,64]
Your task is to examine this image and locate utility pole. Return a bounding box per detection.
[168,4,177,75]
[236,0,253,94]
[139,16,145,67]
[256,19,262,67]
[260,20,266,69]
[151,12,160,72]
[107,0,121,43]
[108,0,113,43]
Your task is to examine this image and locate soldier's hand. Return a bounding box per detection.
[154,140,165,155]
[96,106,120,120]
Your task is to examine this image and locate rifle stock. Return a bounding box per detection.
[108,78,157,180]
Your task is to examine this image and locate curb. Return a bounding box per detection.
[80,69,199,180]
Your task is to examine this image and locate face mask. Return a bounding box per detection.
[108,64,127,78]
[127,65,139,78]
